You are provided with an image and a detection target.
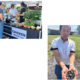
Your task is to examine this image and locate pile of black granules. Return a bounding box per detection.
[66,70,75,80]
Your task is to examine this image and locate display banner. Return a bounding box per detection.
[11,27,27,39]
[3,25,12,35]
[3,25,27,39]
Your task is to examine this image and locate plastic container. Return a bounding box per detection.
[19,26,22,27]
[16,25,18,27]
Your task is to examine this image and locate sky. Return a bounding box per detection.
[48,25,78,32]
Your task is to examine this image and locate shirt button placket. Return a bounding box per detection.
[63,42,65,60]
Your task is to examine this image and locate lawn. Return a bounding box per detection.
[48,35,80,59]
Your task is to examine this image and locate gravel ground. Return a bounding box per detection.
[48,56,80,80]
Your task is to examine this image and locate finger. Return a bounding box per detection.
[74,69,78,76]
[65,74,67,80]
[75,70,78,76]
[62,71,63,78]
[63,76,66,80]
[74,76,76,80]
[64,77,67,80]
[62,72,66,80]
[70,68,78,76]
[63,73,67,80]
[62,73,65,79]
[62,71,65,78]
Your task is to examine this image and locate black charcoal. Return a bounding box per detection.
[66,70,75,79]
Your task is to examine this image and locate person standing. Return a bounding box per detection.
[0,2,4,39]
[17,2,26,23]
[50,25,78,80]
[2,4,7,17]
[9,4,18,17]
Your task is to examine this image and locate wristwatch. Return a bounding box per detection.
[69,64,74,66]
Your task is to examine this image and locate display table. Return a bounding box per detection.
[3,23,42,39]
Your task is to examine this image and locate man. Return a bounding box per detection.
[50,25,78,80]
[0,2,4,39]
[2,4,7,17]
[9,4,18,17]
[17,2,26,23]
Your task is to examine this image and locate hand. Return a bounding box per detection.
[16,13,19,16]
[69,65,78,80]
[62,66,68,80]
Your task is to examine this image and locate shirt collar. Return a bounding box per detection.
[59,36,69,42]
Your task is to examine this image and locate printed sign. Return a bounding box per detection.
[11,27,27,39]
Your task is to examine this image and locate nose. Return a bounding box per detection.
[64,31,69,34]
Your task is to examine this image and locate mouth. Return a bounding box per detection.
[63,35,68,37]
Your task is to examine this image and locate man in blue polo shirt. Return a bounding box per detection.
[2,4,7,17]
[50,25,78,80]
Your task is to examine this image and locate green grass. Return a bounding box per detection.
[48,35,80,59]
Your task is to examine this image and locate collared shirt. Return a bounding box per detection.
[9,8,18,16]
[50,37,75,65]
[3,8,7,17]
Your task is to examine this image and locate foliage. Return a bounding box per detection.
[24,21,29,25]
[16,6,21,10]
[16,6,21,13]
[18,15,20,17]
[18,10,20,13]
[29,23,34,26]
[31,10,41,22]
[23,11,32,19]
[25,4,28,11]
[24,21,34,26]
[23,10,41,22]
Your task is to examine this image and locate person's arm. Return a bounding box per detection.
[52,49,69,80]
[50,40,66,68]
[50,40,68,80]
[69,42,78,79]
[0,13,3,21]
[69,42,75,66]
[17,8,25,16]
[69,52,75,66]
[52,50,66,68]
[17,12,25,16]
[0,9,3,21]
[69,52,78,79]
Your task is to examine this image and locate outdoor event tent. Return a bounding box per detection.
[2,1,42,39]
[1,1,42,5]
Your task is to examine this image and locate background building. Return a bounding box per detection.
[77,26,80,35]
[48,25,78,35]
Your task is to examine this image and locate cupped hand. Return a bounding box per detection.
[62,66,68,80]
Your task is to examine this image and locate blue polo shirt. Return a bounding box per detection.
[3,8,7,17]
